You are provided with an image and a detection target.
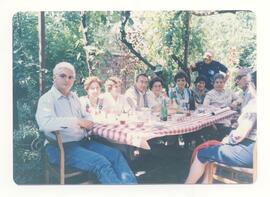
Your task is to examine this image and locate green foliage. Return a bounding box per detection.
[13,12,39,95]
[13,125,44,184]
[13,11,256,184]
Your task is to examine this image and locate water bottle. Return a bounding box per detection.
[160,96,168,121]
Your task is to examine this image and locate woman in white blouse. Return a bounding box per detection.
[102,76,130,115]
[203,73,239,140]
[203,73,238,110]
[148,77,167,112]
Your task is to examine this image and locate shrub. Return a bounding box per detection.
[13,125,45,184]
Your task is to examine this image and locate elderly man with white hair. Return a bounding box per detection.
[36,62,137,184]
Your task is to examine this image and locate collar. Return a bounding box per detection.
[134,85,146,95]
[194,87,207,94]
[176,86,186,93]
[51,86,74,100]
[213,89,225,94]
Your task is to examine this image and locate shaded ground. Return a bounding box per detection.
[128,144,192,184]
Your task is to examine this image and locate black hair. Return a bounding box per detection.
[149,77,164,90]
[195,75,207,84]
[174,71,189,83]
[136,73,148,82]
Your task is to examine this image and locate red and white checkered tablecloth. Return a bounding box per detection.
[89,110,237,150]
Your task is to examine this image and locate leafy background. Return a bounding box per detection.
[12,11,256,184]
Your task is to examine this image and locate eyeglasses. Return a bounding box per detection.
[153,85,162,88]
[58,73,74,80]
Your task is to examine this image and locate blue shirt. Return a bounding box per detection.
[36,86,92,143]
[193,60,228,90]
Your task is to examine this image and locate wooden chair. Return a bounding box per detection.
[43,131,96,184]
[206,143,257,184]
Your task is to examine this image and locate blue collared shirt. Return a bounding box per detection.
[36,86,92,143]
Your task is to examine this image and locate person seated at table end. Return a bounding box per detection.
[36,62,137,184]
[185,97,256,184]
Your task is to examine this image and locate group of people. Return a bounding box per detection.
[35,50,256,184]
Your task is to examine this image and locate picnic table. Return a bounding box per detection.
[89,109,237,150]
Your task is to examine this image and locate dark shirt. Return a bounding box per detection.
[192,87,208,106]
[192,60,228,90]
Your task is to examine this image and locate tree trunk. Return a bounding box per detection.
[183,11,190,68]
[38,11,45,97]
[80,11,92,75]
[183,11,191,84]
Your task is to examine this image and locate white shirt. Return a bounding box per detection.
[101,92,130,113]
[147,91,162,108]
[147,91,171,109]
[228,98,256,144]
[124,86,151,109]
[36,86,92,143]
[203,89,239,109]
[203,89,239,126]
[79,95,103,116]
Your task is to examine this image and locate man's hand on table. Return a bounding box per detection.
[79,119,94,129]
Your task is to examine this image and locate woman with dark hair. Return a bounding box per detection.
[192,75,209,107]
[148,77,168,112]
[169,71,195,111]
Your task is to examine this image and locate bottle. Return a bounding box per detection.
[168,84,174,105]
[178,135,185,148]
[160,96,168,121]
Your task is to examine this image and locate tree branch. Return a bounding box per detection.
[120,11,156,71]
[171,54,184,68]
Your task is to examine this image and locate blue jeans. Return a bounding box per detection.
[46,139,137,184]
[197,138,255,168]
